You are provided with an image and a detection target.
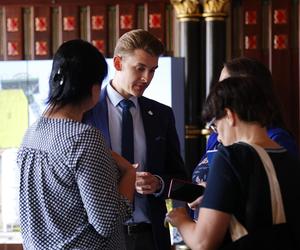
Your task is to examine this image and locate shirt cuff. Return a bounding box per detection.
[153,175,165,197]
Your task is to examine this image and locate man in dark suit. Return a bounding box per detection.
[83,29,187,250]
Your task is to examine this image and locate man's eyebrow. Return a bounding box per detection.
[136,63,146,67]
[136,63,158,70]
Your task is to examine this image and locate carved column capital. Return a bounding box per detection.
[170,0,202,21]
[202,0,230,20]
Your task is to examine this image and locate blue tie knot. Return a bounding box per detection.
[119,99,134,110]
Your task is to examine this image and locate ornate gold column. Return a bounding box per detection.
[203,0,229,96]
[171,0,206,176]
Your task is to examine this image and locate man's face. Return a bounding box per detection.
[113,49,159,98]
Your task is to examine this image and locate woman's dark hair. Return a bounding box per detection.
[223,57,285,128]
[202,76,275,127]
[46,39,108,108]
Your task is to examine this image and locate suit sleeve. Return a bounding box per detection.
[159,107,189,198]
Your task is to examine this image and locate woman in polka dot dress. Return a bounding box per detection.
[17,39,136,250]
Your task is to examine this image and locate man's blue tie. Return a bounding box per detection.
[119,99,134,163]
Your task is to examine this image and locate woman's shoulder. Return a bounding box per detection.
[217,142,298,175]
[70,121,105,145]
[217,143,254,157]
[267,127,299,158]
[267,127,294,141]
[215,143,261,172]
[65,121,110,163]
[39,117,105,149]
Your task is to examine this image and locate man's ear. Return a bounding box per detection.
[113,56,122,71]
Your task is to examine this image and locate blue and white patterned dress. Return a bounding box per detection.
[17,117,132,250]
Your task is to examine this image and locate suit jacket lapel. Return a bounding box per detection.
[139,97,154,138]
[139,97,156,169]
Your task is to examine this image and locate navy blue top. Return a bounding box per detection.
[192,127,299,184]
[200,143,300,236]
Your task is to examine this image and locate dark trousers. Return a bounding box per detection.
[124,224,157,250]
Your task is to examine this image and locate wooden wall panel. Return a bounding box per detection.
[116,3,137,39]
[33,6,51,59]
[61,5,80,42]
[164,3,173,55]
[242,0,263,60]
[270,0,294,137]
[0,0,169,4]
[89,5,107,55]
[0,6,4,60]
[231,1,242,57]
[4,6,23,60]
[0,2,170,59]
[146,2,165,46]
[232,0,300,146]
[291,0,299,144]
[0,244,23,250]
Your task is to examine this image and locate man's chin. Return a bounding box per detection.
[132,91,145,97]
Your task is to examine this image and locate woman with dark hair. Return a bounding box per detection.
[17,39,136,249]
[193,57,298,185]
[165,77,300,250]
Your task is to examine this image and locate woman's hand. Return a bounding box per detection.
[188,196,204,210]
[165,207,190,227]
[188,182,206,210]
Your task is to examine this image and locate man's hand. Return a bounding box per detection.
[135,172,162,194]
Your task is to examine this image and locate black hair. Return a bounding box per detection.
[223,57,285,128]
[202,76,275,127]
[224,57,273,85]
[46,39,108,108]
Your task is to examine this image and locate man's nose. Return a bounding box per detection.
[141,72,151,82]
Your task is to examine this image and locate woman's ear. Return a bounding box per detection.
[113,56,122,71]
[224,108,236,127]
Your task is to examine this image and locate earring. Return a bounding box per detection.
[57,68,64,86]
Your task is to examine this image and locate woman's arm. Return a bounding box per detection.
[111,151,136,202]
[167,147,239,250]
[74,130,135,237]
[167,207,231,250]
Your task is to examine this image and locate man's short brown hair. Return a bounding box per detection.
[114,29,164,57]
